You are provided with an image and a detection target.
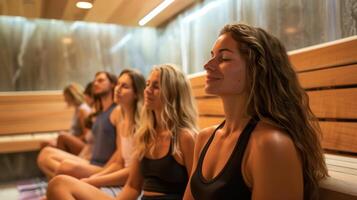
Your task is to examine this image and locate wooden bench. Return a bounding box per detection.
[189,35,357,199]
[0,91,73,153]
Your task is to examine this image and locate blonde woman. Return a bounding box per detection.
[63,83,92,138]
[46,64,198,200]
[184,23,328,200]
[56,82,94,154]
[41,83,92,154]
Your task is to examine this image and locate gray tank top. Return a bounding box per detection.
[90,103,117,166]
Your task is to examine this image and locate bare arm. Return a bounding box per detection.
[116,157,143,200]
[179,129,196,177]
[82,167,130,187]
[249,126,303,200]
[87,161,124,179]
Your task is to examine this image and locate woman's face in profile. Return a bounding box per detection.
[114,73,136,106]
[144,70,162,111]
[204,33,247,96]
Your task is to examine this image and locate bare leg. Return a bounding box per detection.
[47,175,114,200]
[57,134,85,155]
[56,159,102,179]
[37,147,89,178]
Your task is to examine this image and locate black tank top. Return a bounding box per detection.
[140,140,188,196]
[190,117,259,200]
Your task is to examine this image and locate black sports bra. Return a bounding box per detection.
[190,117,259,200]
[140,140,188,196]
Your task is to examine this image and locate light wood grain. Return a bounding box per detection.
[289,36,357,72]
[308,88,357,119]
[0,91,73,135]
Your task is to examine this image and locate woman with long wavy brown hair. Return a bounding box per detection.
[185,23,328,200]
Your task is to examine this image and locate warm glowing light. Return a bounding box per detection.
[76,1,93,9]
[62,37,73,44]
[285,27,297,34]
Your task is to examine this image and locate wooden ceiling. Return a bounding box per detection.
[0,0,197,27]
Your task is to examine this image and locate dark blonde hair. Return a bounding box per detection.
[135,64,198,159]
[220,23,328,199]
[63,83,85,106]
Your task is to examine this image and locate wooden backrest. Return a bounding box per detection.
[0,91,73,135]
[189,35,357,154]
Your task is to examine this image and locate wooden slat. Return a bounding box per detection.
[84,0,125,23]
[289,36,357,72]
[22,0,43,18]
[192,87,215,98]
[106,0,196,26]
[299,64,357,89]
[0,133,58,153]
[198,116,224,129]
[309,88,357,119]
[0,91,73,135]
[189,73,206,88]
[320,122,357,153]
[322,154,357,199]
[42,0,68,19]
[196,97,223,116]
[325,154,357,164]
[319,176,357,200]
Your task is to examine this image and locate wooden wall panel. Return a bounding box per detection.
[0,91,73,135]
[289,36,357,72]
[320,122,357,153]
[299,64,357,89]
[198,116,224,129]
[196,97,223,116]
[308,88,357,119]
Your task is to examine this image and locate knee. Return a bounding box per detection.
[47,175,75,198]
[56,160,77,176]
[37,146,53,167]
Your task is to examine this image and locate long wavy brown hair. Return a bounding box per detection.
[220,23,328,199]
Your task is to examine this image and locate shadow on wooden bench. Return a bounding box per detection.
[189,36,357,199]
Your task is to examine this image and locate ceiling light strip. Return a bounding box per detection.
[138,0,174,26]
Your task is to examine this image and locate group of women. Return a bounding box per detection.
[38,23,328,200]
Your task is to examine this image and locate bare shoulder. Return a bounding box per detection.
[250,121,296,152]
[246,121,304,199]
[178,128,196,145]
[109,105,122,125]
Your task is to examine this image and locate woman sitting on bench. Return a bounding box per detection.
[41,82,93,154]
[46,64,198,200]
[55,82,95,155]
[185,23,328,200]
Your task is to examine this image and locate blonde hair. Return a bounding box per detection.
[135,64,198,159]
[220,23,328,199]
[63,83,85,106]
